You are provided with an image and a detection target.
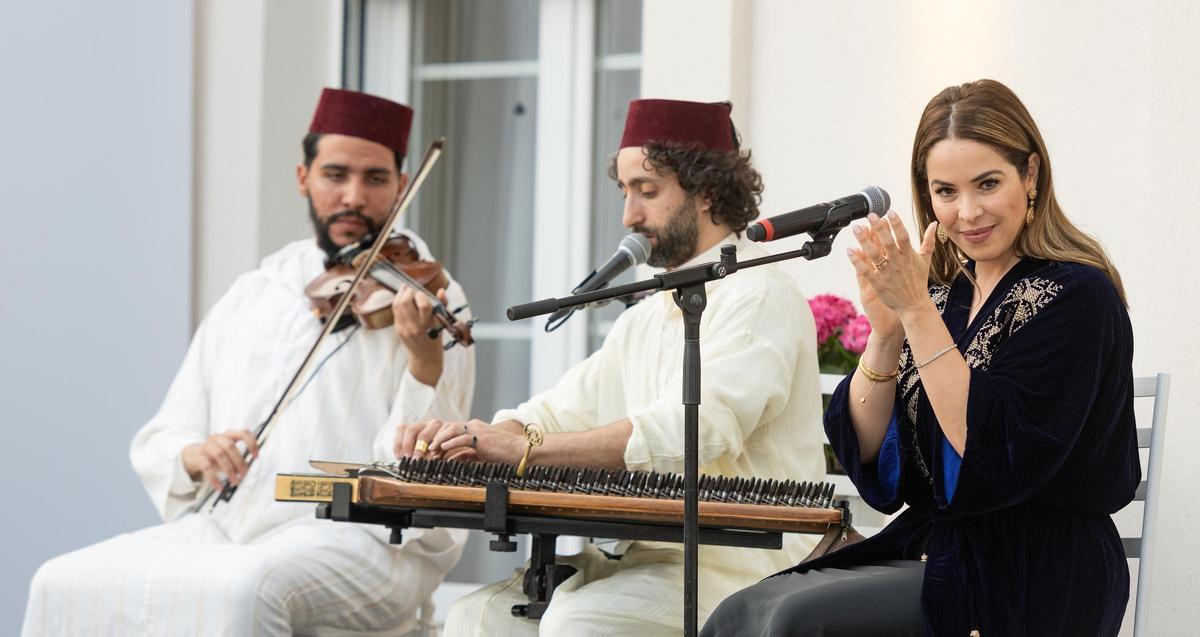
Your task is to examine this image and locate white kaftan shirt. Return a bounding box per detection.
[23,232,473,636]
[493,232,826,612]
[131,232,474,534]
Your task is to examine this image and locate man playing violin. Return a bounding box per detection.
[23,89,474,636]
[395,99,827,636]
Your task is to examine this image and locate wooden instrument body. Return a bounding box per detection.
[276,469,843,535]
[303,235,449,330]
[276,459,863,620]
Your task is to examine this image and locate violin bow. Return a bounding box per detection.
[187,138,446,515]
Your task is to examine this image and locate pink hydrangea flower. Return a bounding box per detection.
[838,313,872,354]
[808,294,858,344]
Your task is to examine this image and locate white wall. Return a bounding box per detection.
[0,1,193,632]
[0,0,340,630]
[194,0,342,322]
[644,1,1199,633]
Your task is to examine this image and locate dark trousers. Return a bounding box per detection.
[701,560,925,637]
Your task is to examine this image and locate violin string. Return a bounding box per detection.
[373,259,445,306]
[371,259,466,333]
[340,237,465,336]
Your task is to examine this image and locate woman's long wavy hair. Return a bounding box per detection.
[911,79,1126,304]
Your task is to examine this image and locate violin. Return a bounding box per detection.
[304,233,475,349]
[193,139,448,515]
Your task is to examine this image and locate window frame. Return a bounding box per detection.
[343,0,642,412]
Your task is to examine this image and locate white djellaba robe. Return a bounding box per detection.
[444,233,827,637]
[22,232,474,637]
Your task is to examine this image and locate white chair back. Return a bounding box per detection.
[1126,373,1171,637]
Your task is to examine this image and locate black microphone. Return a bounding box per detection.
[545,233,652,331]
[746,186,890,242]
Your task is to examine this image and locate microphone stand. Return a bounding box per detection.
[507,229,842,637]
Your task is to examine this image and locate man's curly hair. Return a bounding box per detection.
[608,141,764,233]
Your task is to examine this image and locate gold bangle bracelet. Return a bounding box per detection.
[857,359,899,404]
[515,423,544,477]
[858,359,899,383]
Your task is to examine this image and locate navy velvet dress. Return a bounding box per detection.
[711,258,1140,636]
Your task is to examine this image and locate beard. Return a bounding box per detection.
[308,199,382,261]
[635,195,700,269]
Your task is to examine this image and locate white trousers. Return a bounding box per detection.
[22,514,458,637]
[444,544,726,637]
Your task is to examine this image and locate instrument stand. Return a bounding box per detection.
[515,534,575,620]
[314,470,828,625]
[481,482,578,619]
[507,231,840,637]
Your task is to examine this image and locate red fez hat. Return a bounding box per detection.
[308,88,414,156]
[619,99,735,152]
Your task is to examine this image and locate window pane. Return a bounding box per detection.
[415,77,537,323]
[590,69,641,259]
[472,339,532,424]
[411,76,537,420]
[420,0,539,64]
[588,66,640,351]
[596,0,643,56]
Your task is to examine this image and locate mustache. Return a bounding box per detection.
[325,210,377,229]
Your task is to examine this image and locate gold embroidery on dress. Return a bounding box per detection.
[900,285,950,424]
[896,278,1060,483]
[962,278,1062,370]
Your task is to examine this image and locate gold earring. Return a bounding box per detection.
[1025,188,1037,225]
[936,224,948,243]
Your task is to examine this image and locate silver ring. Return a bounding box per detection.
[470,435,478,449]
[462,423,469,434]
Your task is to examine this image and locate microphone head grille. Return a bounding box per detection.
[861,186,891,216]
[620,233,652,265]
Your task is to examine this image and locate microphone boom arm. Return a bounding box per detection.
[508,231,840,321]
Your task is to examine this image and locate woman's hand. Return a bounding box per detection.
[848,238,903,342]
[848,211,938,325]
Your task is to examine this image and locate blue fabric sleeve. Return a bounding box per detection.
[823,374,905,514]
[867,411,902,504]
[942,437,961,503]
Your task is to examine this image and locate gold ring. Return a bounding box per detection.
[873,257,889,271]
[414,440,429,453]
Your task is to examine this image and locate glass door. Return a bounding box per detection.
[348,0,642,585]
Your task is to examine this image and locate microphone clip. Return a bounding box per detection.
[803,229,838,261]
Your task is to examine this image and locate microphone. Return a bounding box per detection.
[545,233,652,331]
[747,186,890,242]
